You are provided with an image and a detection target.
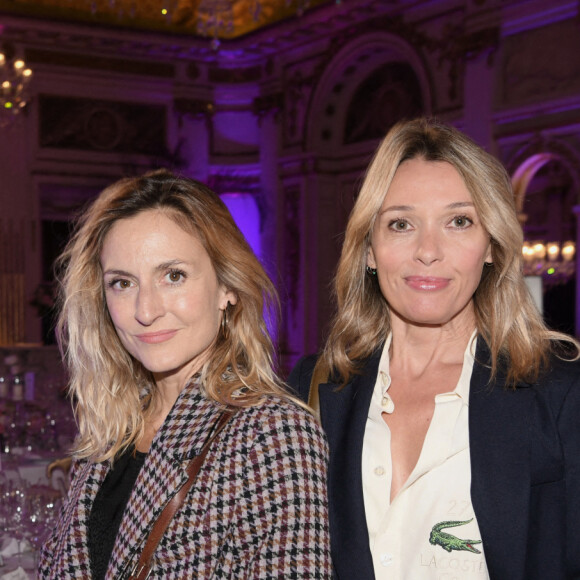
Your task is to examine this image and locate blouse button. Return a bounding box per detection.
[374,466,385,477]
[381,395,395,414]
[380,553,393,567]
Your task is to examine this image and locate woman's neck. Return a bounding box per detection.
[389,318,475,376]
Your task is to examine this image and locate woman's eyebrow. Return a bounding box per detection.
[154,259,188,272]
[447,201,475,209]
[379,204,413,214]
[102,268,131,277]
[380,201,475,214]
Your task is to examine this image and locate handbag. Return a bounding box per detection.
[124,407,236,580]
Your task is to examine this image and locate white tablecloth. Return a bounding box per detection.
[1,454,54,487]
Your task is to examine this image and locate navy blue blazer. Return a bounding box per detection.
[288,339,580,580]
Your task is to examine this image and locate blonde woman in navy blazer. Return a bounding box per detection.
[290,118,580,580]
[39,170,331,579]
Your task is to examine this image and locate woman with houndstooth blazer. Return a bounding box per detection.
[38,170,331,579]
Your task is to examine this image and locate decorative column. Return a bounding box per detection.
[252,92,283,274]
[460,26,499,150]
[252,93,286,351]
[172,98,214,182]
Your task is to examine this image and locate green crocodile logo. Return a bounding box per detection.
[429,519,482,554]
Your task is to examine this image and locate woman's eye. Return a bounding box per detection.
[108,279,132,290]
[451,215,473,228]
[166,269,185,283]
[389,219,409,231]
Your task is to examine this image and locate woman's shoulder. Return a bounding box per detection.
[540,350,580,392]
[232,392,327,450]
[287,354,320,401]
[243,391,321,427]
[518,351,580,425]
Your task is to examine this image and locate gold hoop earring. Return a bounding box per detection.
[220,303,230,338]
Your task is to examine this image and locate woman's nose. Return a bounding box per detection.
[414,229,442,265]
[135,284,165,325]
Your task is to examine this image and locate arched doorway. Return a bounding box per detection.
[297,32,430,351]
[513,154,578,335]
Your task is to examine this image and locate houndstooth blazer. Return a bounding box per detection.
[38,380,332,579]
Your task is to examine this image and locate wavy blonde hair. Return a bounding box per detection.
[57,169,292,462]
[322,117,578,386]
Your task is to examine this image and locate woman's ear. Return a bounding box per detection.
[220,288,237,310]
[484,241,493,265]
[367,247,377,269]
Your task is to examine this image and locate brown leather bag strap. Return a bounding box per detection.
[126,408,236,580]
[308,359,328,424]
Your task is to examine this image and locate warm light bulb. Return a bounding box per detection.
[161,8,168,15]
[533,242,546,259]
[23,68,32,78]
[0,53,5,65]
[546,242,560,261]
[562,241,575,262]
[13,60,25,70]
[522,242,534,262]
[2,80,10,89]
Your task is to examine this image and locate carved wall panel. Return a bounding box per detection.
[344,61,423,144]
[39,95,167,156]
[501,19,580,106]
[282,57,319,148]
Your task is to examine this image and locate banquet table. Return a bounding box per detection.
[1,455,51,488]
[1,453,68,579]
[0,549,36,579]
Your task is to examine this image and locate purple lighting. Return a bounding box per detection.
[220,193,262,259]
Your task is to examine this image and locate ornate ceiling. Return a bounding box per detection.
[0,0,334,39]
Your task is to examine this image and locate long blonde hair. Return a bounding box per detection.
[57,169,291,462]
[323,117,578,386]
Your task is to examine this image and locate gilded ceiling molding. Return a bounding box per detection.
[0,2,428,61]
[0,0,333,40]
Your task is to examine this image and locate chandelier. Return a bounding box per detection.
[522,240,576,286]
[0,50,33,125]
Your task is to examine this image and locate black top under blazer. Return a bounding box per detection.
[288,339,580,580]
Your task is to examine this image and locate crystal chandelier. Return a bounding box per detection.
[522,240,576,286]
[0,50,33,125]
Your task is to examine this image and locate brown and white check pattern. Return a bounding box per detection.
[38,381,332,579]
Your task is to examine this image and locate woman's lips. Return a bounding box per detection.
[404,276,450,291]
[135,330,178,344]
